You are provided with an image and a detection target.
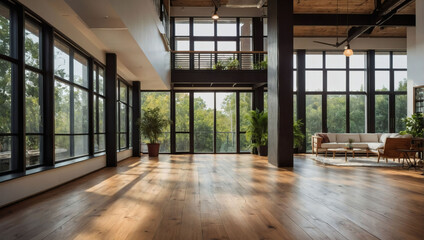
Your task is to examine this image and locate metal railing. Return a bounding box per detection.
[172,51,267,70]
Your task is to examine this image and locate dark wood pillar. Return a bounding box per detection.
[297,50,307,152]
[367,50,375,133]
[268,0,294,167]
[106,53,117,167]
[132,81,141,157]
[253,86,264,112]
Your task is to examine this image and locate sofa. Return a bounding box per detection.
[311,133,412,156]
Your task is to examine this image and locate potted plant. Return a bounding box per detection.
[400,113,424,137]
[226,57,240,70]
[138,107,171,157]
[293,119,305,153]
[213,60,225,70]
[246,109,268,156]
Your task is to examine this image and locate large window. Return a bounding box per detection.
[194,92,214,153]
[117,80,133,151]
[175,92,190,152]
[93,64,105,153]
[140,92,171,153]
[54,39,89,161]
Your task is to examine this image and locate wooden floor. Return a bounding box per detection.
[0,154,424,240]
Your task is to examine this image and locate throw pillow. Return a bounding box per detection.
[317,133,330,143]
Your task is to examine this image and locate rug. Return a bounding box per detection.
[310,154,406,167]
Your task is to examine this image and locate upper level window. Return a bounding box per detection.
[25,20,41,69]
[240,18,252,37]
[194,19,214,36]
[0,3,11,57]
[175,18,189,36]
[54,39,70,80]
[375,52,390,69]
[217,18,237,36]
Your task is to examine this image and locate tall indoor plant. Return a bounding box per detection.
[138,107,171,157]
[293,119,305,153]
[400,113,424,137]
[246,109,268,156]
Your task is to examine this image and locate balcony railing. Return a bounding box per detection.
[172,51,268,71]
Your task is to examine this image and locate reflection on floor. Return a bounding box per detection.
[0,154,423,240]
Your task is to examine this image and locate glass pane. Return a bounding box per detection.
[129,88,133,106]
[26,135,41,167]
[119,81,127,102]
[350,95,366,133]
[175,18,189,36]
[194,19,214,36]
[327,95,346,133]
[194,41,214,51]
[74,135,89,157]
[375,71,390,91]
[217,18,237,36]
[306,95,322,152]
[327,71,346,91]
[216,93,236,153]
[94,134,105,152]
[240,38,252,52]
[120,103,127,132]
[140,92,170,153]
[394,71,407,91]
[240,18,252,36]
[99,67,105,96]
[25,21,41,68]
[306,53,322,68]
[93,96,97,133]
[349,52,366,69]
[93,65,98,93]
[54,39,70,79]
[120,133,127,149]
[129,107,132,148]
[176,93,189,132]
[73,53,88,87]
[393,52,407,69]
[25,70,42,133]
[396,95,407,132]
[349,71,366,92]
[74,87,89,134]
[0,3,10,56]
[375,95,389,133]
[99,97,105,133]
[293,71,297,91]
[326,53,346,69]
[55,135,70,161]
[239,92,252,132]
[264,91,268,112]
[217,41,237,51]
[375,52,390,69]
[293,94,297,120]
[0,136,12,172]
[175,37,189,51]
[263,18,267,36]
[176,133,190,152]
[293,53,297,69]
[240,133,250,152]
[54,81,70,134]
[0,60,12,133]
[305,71,323,91]
[194,92,214,153]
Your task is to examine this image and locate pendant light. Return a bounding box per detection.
[212,6,219,20]
[343,0,354,57]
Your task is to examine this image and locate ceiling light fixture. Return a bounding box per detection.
[344,0,354,57]
[344,44,353,57]
[212,6,219,20]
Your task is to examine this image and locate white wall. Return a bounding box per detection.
[407,1,424,116]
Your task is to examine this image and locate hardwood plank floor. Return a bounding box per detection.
[0,154,423,240]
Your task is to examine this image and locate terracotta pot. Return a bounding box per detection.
[147,143,160,157]
[257,145,268,156]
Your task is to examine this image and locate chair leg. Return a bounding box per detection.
[377,155,380,163]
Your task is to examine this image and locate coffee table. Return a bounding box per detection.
[325,148,365,162]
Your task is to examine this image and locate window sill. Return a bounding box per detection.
[0,152,106,183]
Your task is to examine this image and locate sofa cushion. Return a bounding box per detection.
[379,133,392,143]
[368,142,384,150]
[359,133,379,142]
[337,134,360,143]
[321,143,346,149]
[379,133,412,143]
[326,133,337,142]
[351,143,370,148]
[317,133,330,143]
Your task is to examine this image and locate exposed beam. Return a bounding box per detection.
[293,14,415,26]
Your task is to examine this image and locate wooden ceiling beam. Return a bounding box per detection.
[294,14,415,26]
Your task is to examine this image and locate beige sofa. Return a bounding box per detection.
[311,133,412,155]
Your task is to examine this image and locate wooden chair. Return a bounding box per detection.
[377,138,412,163]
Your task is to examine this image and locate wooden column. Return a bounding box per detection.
[268,0,294,167]
[132,81,141,157]
[106,53,117,167]
[253,86,264,112]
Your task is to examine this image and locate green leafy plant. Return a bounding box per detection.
[226,57,239,70]
[400,113,424,137]
[138,107,172,144]
[246,109,268,149]
[213,60,225,70]
[293,119,305,150]
[253,56,268,70]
